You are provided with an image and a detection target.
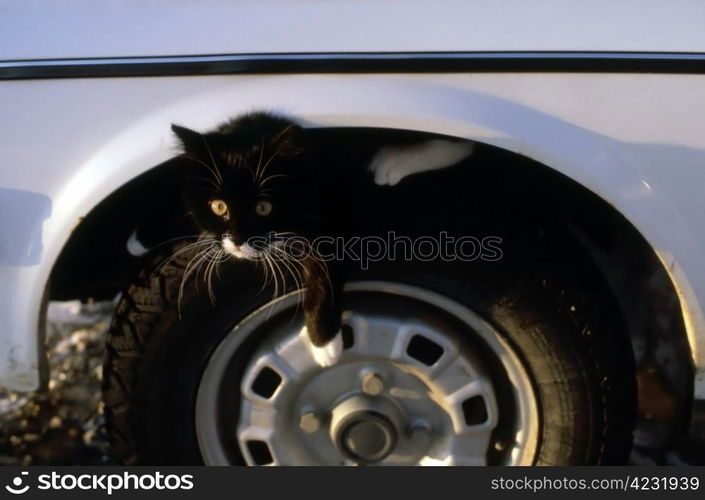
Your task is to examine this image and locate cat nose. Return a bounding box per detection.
[223,232,242,246]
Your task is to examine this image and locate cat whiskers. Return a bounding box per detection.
[255,150,278,185]
[258,173,290,189]
[198,134,224,186]
[164,233,328,321]
[202,246,229,304]
[131,232,209,261]
[274,233,333,296]
[260,251,282,319]
[255,134,296,187]
[253,139,266,181]
[180,153,222,188]
[258,232,332,318]
[154,234,217,274]
[267,244,306,317]
[152,233,225,316]
[177,242,217,316]
[239,153,257,184]
[176,237,232,317]
[184,175,221,191]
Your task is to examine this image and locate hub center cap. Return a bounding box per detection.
[339,412,396,463]
[330,395,403,464]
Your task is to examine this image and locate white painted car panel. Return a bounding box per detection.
[3,0,705,59]
[1,0,705,404]
[1,73,705,394]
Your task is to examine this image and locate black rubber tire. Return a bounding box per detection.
[103,227,636,465]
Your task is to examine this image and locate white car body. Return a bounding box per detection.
[1,0,704,429]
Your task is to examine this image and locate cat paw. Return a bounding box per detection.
[302,328,343,367]
[368,139,474,186]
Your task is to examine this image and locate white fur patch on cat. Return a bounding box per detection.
[302,327,343,367]
[369,139,475,186]
[222,237,256,259]
[126,229,149,257]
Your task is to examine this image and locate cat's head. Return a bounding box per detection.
[173,113,315,259]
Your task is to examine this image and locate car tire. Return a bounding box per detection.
[103,227,636,465]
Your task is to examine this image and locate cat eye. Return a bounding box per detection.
[255,199,273,216]
[209,199,229,218]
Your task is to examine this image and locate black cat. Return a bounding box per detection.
[171,112,474,365]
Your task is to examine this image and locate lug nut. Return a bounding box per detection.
[361,371,384,396]
[408,420,432,447]
[299,412,321,433]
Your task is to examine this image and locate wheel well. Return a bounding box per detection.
[48,126,692,458]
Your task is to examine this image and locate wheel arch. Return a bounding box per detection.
[6,76,699,420]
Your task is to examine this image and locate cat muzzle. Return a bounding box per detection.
[222,237,257,259]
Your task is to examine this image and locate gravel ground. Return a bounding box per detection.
[0,300,116,465]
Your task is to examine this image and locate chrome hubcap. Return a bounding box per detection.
[196,282,539,465]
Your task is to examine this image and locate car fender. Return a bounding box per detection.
[0,73,703,394]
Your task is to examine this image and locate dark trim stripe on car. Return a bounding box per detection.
[1,52,705,80]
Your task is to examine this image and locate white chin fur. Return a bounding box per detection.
[302,327,343,367]
[222,238,256,260]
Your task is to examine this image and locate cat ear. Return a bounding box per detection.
[171,124,204,153]
[271,123,304,156]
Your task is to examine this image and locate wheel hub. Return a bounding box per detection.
[195,282,539,465]
[331,396,400,463]
[339,413,395,463]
